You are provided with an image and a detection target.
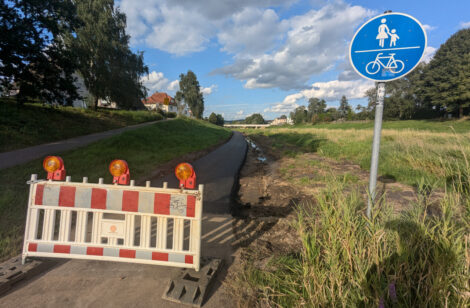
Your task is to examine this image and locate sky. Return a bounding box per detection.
[117,0,470,120]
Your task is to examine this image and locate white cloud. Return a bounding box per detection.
[460,21,470,29]
[201,85,217,96]
[264,79,373,113]
[121,1,372,91]
[120,0,294,55]
[120,0,214,55]
[302,79,374,100]
[265,93,304,113]
[141,71,179,93]
[421,46,437,63]
[141,71,216,96]
[423,24,436,32]
[212,2,372,89]
[168,80,180,91]
[236,110,244,116]
[217,8,288,56]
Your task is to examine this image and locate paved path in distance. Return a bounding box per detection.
[0,120,160,170]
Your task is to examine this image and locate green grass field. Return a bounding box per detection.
[287,118,470,133]
[244,120,470,189]
[0,118,231,261]
[0,101,164,152]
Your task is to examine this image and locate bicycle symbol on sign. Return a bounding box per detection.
[365,53,405,75]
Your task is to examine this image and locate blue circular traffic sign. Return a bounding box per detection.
[350,12,427,82]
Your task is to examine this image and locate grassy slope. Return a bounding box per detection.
[0,118,231,260]
[244,120,470,188]
[0,101,163,152]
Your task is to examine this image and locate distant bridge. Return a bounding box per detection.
[224,124,271,129]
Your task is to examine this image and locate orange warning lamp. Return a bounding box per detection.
[175,162,196,189]
[43,156,66,181]
[109,159,130,185]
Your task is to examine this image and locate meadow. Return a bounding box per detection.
[0,118,231,261]
[245,119,470,189]
[234,120,470,307]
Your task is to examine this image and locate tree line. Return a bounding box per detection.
[290,27,470,124]
[0,0,147,110]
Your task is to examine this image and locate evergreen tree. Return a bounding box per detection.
[74,0,148,109]
[176,71,204,119]
[422,28,470,117]
[0,0,80,104]
[338,95,351,118]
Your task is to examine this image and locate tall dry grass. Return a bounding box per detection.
[233,127,470,307]
[235,175,469,307]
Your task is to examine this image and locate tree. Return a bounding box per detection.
[208,112,218,125]
[279,114,287,119]
[325,107,339,121]
[422,28,470,117]
[290,106,307,124]
[176,71,204,119]
[209,112,224,126]
[74,0,148,109]
[338,95,352,119]
[216,114,224,126]
[307,97,327,122]
[174,92,188,116]
[308,97,327,114]
[245,113,265,124]
[0,0,81,104]
[364,64,440,120]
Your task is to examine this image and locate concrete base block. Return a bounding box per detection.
[162,257,223,307]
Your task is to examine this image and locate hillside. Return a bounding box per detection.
[0,101,164,152]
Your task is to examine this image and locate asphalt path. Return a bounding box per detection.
[0,130,248,307]
[154,131,247,214]
[0,120,160,170]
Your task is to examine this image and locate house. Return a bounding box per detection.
[142,92,177,113]
[142,92,191,116]
[271,117,293,125]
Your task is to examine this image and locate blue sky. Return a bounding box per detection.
[118,0,470,120]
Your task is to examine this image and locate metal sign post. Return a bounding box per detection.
[349,12,427,218]
[367,82,385,217]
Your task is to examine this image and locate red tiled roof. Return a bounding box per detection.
[142,92,174,105]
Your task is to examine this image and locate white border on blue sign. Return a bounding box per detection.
[349,12,427,82]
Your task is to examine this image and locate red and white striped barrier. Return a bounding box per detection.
[22,175,204,271]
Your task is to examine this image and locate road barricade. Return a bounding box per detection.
[22,174,204,271]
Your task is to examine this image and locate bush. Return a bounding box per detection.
[166,112,177,118]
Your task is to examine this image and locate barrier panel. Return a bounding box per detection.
[22,175,204,271]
